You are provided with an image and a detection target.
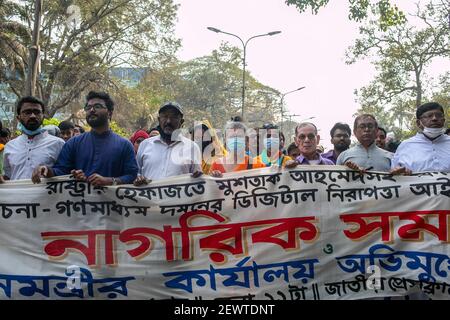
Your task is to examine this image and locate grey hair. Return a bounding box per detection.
[295,122,318,135]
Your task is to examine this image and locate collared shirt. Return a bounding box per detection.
[296,153,335,165]
[52,130,138,184]
[137,134,202,181]
[322,150,338,164]
[391,133,450,172]
[336,142,392,172]
[3,132,65,180]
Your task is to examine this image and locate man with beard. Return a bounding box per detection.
[31,91,138,186]
[392,102,450,173]
[2,96,64,181]
[133,102,202,185]
[322,122,351,164]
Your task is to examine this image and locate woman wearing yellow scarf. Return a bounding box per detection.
[193,120,227,175]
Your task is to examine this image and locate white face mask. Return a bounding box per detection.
[422,126,445,139]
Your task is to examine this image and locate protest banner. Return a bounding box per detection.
[0,166,449,299]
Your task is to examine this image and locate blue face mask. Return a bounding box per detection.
[226,137,246,152]
[264,137,280,151]
[18,123,44,136]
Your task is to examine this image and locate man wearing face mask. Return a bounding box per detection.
[392,102,450,173]
[210,120,264,177]
[2,96,64,181]
[133,102,202,185]
[254,123,292,168]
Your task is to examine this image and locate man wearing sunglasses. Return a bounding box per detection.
[285,122,335,168]
[32,91,138,186]
[391,102,450,173]
[1,96,64,181]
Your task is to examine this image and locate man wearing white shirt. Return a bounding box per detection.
[392,102,450,173]
[134,102,202,184]
[2,96,64,181]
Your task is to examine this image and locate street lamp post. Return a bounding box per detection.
[280,86,305,133]
[300,116,316,122]
[25,0,43,96]
[285,113,301,144]
[207,27,281,119]
[286,115,315,143]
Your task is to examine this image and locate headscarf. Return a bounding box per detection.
[198,119,227,174]
[130,130,149,145]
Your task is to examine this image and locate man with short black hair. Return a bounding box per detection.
[376,127,388,150]
[0,127,11,145]
[322,122,351,164]
[58,120,75,142]
[337,114,394,172]
[73,124,85,136]
[2,96,64,181]
[287,142,300,159]
[32,91,138,186]
[392,102,450,173]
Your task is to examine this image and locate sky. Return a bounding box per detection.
[173,0,448,149]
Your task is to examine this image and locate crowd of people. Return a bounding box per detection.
[0,91,448,185]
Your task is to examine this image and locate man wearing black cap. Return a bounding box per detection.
[134,102,202,185]
[392,102,450,173]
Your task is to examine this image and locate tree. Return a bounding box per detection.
[348,1,449,137]
[285,0,407,30]
[132,44,281,132]
[0,0,180,119]
[0,1,30,97]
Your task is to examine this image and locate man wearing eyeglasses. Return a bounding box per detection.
[391,102,450,173]
[322,122,352,164]
[336,114,396,173]
[32,91,138,186]
[285,122,334,168]
[1,96,64,181]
